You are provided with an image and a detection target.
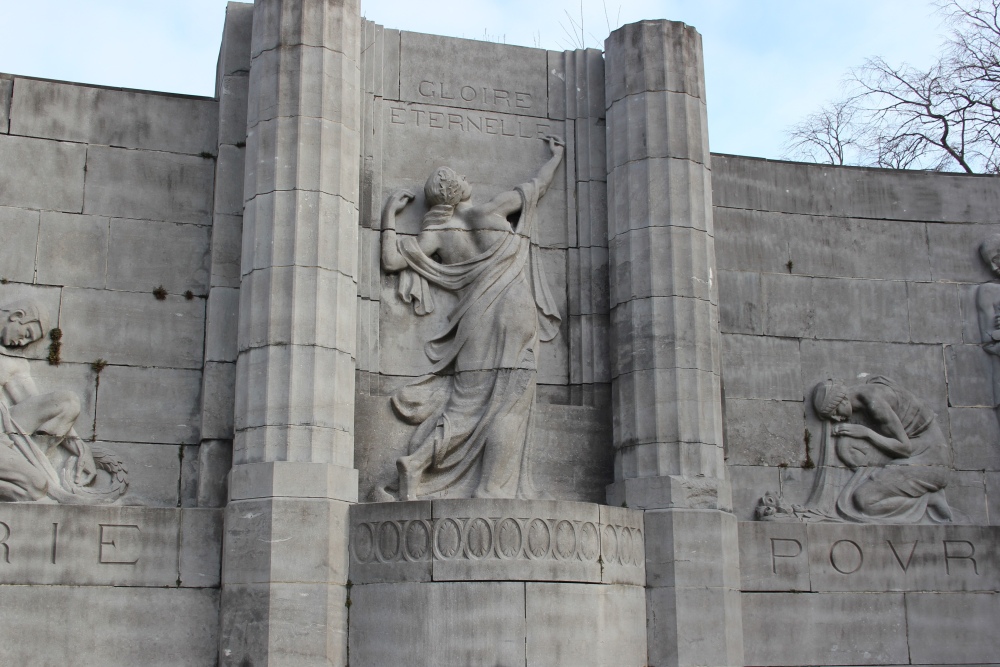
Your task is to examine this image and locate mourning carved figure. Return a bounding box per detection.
[0,300,127,503]
[977,234,1000,427]
[377,135,564,501]
[756,376,952,524]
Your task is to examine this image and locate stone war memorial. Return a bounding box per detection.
[0,0,998,665]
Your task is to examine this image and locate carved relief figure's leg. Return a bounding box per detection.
[0,439,49,501]
[850,465,951,521]
[8,390,81,442]
[474,370,534,499]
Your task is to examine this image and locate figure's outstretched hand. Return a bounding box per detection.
[542,134,565,154]
[832,423,869,439]
[390,189,415,213]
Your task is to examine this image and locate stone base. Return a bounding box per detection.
[347,499,647,667]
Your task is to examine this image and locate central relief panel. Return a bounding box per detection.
[355,29,612,503]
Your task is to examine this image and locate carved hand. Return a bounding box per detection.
[391,189,415,213]
[832,423,870,439]
[542,134,565,153]
[74,451,97,486]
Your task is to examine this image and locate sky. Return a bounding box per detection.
[0,0,946,160]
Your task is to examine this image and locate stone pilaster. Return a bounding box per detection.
[604,20,743,667]
[220,0,361,664]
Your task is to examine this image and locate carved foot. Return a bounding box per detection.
[397,456,420,502]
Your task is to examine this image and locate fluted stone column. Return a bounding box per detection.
[220,0,361,664]
[605,21,743,667]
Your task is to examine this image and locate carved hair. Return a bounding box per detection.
[1,299,51,338]
[812,380,848,419]
[422,167,471,227]
[980,234,1000,269]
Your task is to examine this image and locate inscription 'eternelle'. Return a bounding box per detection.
[390,107,553,139]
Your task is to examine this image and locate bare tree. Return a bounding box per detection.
[786,0,1000,173]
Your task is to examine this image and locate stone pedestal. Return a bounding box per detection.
[604,20,744,667]
[220,0,361,664]
[347,499,647,667]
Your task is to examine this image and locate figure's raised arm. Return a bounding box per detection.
[474,135,566,219]
[381,189,414,272]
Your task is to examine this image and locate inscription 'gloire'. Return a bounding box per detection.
[417,81,533,109]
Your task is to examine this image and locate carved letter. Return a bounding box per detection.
[0,521,9,564]
[515,92,532,108]
[518,121,534,139]
[467,115,483,133]
[461,86,477,101]
[501,119,517,137]
[770,537,803,574]
[418,81,435,97]
[535,123,552,139]
[485,117,500,134]
[494,89,511,107]
[50,523,58,565]
[943,540,978,575]
[887,539,918,572]
[439,83,455,100]
[429,112,445,129]
[390,107,406,124]
[99,524,141,565]
[829,539,864,574]
[447,113,464,131]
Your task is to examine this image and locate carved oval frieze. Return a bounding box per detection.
[496,518,522,559]
[434,518,463,559]
[526,518,551,559]
[352,522,376,563]
[377,521,402,562]
[404,520,431,561]
[579,522,600,562]
[554,520,577,560]
[602,524,618,564]
[465,517,493,560]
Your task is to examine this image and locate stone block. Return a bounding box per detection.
[96,366,202,444]
[348,581,526,667]
[0,585,218,667]
[907,281,963,344]
[799,339,949,418]
[598,504,646,585]
[0,134,86,213]
[525,583,647,667]
[197,439,233,508]
[948,470,989,525]
[644,508,739,589]
[927,220,1000,283]
[0,206,39,284]
[201,361,236,440]
[763,274,910,342]
[205,286,240,362]
[607,90,709,169]
[721,334,801,401]
[399,32,547,118]
[718,270,763,335]
[607,475,726,512]
[738,520,810,592]
[530,403,614,504]
[713,207,790,274]
[611,296,718,376]
[35,211,109,289]
[106,217,212,293]
[211,214,244,289]
[989,472,1000,525]
[218,73,250,147]
[10,78,217,155]
[950,407,1000,471]
[180,508,223,588]
[0,505,179,586]
[610,225,715,308]
[616,441,726,488]
[605,20,707,104]
[83,145,215,225]
[111,441,181,507]
[728,465,780,521]
[905,592,1000,664]
[249,0,360,60]
[59,288,206,370]
[724,398,805,467]
[741,591,908,666]
[646,585,744,667]
[223,496,350,586]
[0,76,11,132]
[229,461,358,503]
[349,500,433,584]
[213,144,246,216]
[946,344,995,408]
[608,157,713,238]
[181,443,199,507]
[218,2,254,78]
[220,582,347,667]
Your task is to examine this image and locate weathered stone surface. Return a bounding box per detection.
[950,407,1000,471]
[907,281,963,344]
[400,32,547,118]
[525,583,647,667]
[218,74,250,147]
[713,154,1000,224]
[607,89,709,168]
[646,585,744,667]
[645,509,739,589]
[0,585,219,667]
[718,270,763,335]
[348,581,526,667]
[724,398,804,467]
[180,508,223,588]
[722,334,802,401]
[112,442,181,507]
[27,359,98,439]
[201,361,236,439]
[948,470,990,525]
[728,465,780,521]
[741,591,908,666]
[0,134,86,213]
[946,344,995,408]
[83,145,215,225]
[9,77,218,155]
[989,471,1000,525]
[35,212,108,289]
[196,439,233,508]
[181,443,199,507]
[0,206,39,284]
[738,521,811,592]
[0,75,11,132]
[229,461,358,503]
[905,592,1000,664]
[530,403,613,503]
[217,2,254,80]
[106,218,212,293]
[927,221,1000,283]
[59,288,206,370]
[96,366,202,444]
[205,287,240,362]
[214,144,246,217]
[605,20,707,103]
[210,214,244,288]
[713,207,789,274]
